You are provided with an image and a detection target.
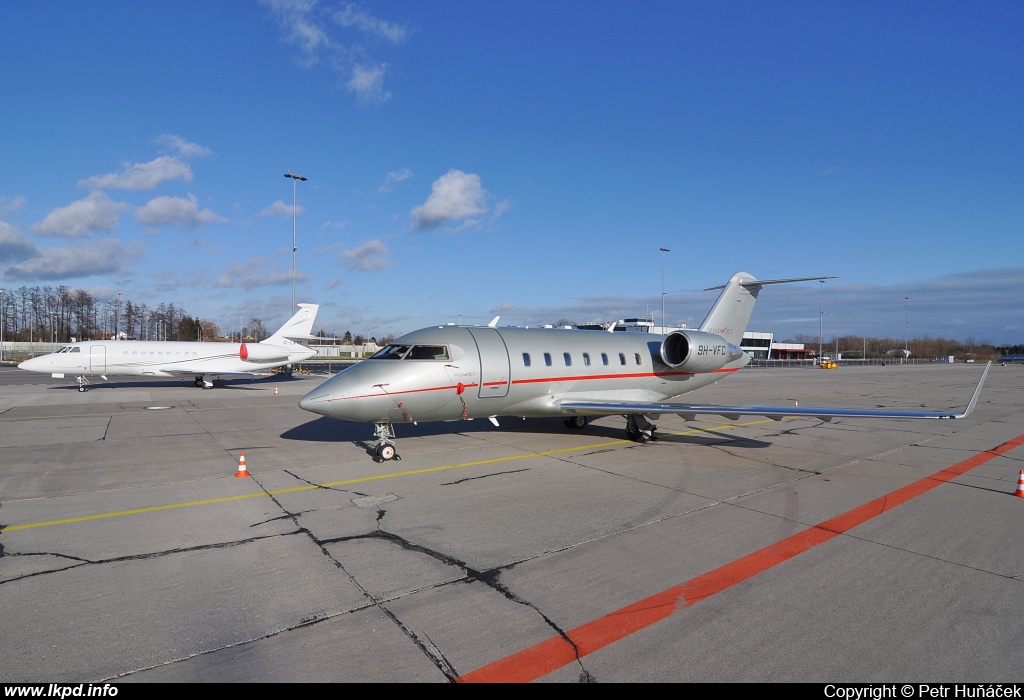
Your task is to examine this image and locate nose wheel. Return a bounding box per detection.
[373,422,401,462]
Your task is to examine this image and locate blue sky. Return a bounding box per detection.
[1,1,1021,344]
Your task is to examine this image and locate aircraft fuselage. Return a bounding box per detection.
[298,325,748,424]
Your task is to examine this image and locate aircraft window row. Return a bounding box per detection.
[371,344,449,360]
[123,351,199,358]
[521,352,642,368]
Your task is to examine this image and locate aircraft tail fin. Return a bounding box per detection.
[699,273,835,343]
[264,304,319,345]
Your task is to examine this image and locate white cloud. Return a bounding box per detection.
[135,194,228,229]
[378,168,412,193]
[333,3,408,43]
[258,200,305,217]
[213,255,310,290]
[260,0,407,105]
[78,156,193,191]
[341,239,390,271]
[1,238,140,281]
[0,195,26,215]
[31,192,129,237]
[326,278,345,289]
[156,134,214,158]
[410,169,490,231]
[0,221,37,262]
[348,63,390,104]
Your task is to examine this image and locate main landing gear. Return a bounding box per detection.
[562,416,588,430]
[625,415,659,443]
[194,377,213,389]
[373,422,401,462]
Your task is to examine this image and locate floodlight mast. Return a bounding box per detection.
[659,247,670,333]
[284,171,308,312]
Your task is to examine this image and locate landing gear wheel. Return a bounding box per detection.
[625,416,639,441]
[563,416,588,430]
[78,386,86,393]
[380,444,396,461]
[194,377,203,387]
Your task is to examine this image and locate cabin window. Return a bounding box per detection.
[71,347,80,353]
[408,345,449,360]
[544,353,552,366]
[619,353,626,365]
[522,353,531,367]
[132,351,137,357]
[124,351,129,358]
[601,353,609,365]
[583,353,591,366]
[634,353,642,365]
[563,352,572,366]
[371,344,411,360]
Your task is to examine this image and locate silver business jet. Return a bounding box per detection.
[19,304,319,391]
[298,273,989,462]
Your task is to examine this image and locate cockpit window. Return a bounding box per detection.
[58,347,72,353]
[70,347,81,353]
[371,344,412,360]
[408,345,449,360]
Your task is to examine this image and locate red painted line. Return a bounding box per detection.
[457,431,1024,683]
[323,367,741,402]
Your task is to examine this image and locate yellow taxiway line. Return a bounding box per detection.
[2,417,788,532]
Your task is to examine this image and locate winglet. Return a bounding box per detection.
[955,361,991,419]
[488,316,500,328]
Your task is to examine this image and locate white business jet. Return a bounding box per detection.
[19,304,319,391]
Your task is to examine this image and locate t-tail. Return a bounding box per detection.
[699,272,835,344]
[264,303,319,346]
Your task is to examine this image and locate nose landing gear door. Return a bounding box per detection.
[467,328,510,399]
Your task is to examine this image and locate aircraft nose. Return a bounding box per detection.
[18,357,43,371]
[298,388,332,415]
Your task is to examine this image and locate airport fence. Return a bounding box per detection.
[746,357,965,368]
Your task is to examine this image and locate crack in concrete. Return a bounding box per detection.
[441,468,529,485]
[245,475,461,681]
[0,532,300,585]
[320,509,595,681]
[283,469,368,496]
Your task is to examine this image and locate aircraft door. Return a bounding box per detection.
[467,328,510,399]
[89,345,106,372]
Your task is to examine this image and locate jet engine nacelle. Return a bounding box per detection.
[660,330,744,373]
[239,343,291,363]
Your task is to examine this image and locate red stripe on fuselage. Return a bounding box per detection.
[322,367,740,402]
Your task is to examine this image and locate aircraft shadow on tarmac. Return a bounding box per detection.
[281,416,772,451]
[45,375,317,391]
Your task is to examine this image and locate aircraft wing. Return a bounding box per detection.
[561,362,990,423]
[162,369,258,378]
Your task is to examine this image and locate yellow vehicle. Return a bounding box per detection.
[819,357,838,369]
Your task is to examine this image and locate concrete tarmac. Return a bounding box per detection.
[1,363,1022,682]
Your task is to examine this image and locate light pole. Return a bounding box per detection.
[905,296,909,359]
[284,171,308,312]
[659,247,670,333]
[0,290,5,362]
[819,280,824,360]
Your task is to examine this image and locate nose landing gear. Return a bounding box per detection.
[76,375,90,392]
[373,422,401,462]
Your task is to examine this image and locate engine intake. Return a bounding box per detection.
[660,330,744,373]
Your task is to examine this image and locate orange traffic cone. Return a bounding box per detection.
[1014,470,1024,498]
[274,387,279,397]
[235,452,250,478]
